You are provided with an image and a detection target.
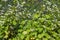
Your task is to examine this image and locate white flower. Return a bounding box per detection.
[30,28,35,31]
[23,31,27,35]
[52,4,57,8]
[24,8,27,10]
[8,4,12,7]
[1,16,5,18]
[19,12,22,15]
[1,10,4,12]
[2,0,7,2]
[47,7,51,11]
[0,13,4,15]
[20,5,23,7]
[46,1,51,5]
[27,11,29,12]
[34,9,36,12]
[0,4,2,7]
[0,21,4,25]
[43,5,45,7]
[22,1,26,4]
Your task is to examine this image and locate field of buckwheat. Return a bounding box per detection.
[0,0,60,40]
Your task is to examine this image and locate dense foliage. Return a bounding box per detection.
[0,0,60,40]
